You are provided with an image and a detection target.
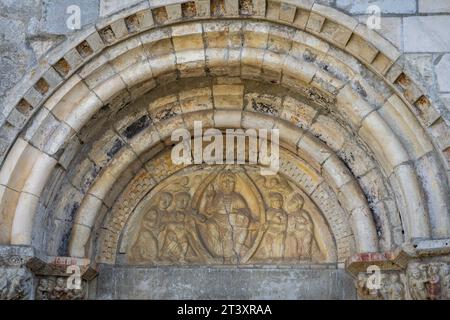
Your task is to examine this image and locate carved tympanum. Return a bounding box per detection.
[125,166,334,265]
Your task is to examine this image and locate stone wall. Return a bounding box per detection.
[95,264,356,299]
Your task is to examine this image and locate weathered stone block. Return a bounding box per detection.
[323,154,352,191]
[213,84,244,109]
[306,12,325,33]
[195,0,210,17]
[419,0,450,13]
[179,87,213,113]
[404,16,450,52]
[346,34,378,63]
[312,3,358,31]
[338,140,375,178]
[293,8,310,29]
[379,94,433,159]
[281,96,317,130]
[279,3,297,23]
[359,111,410,174]
[100,0,142,17]
[224,0,239,16]
[243,22,270,49]
[214,109,242,128]
[309,115,348,152]
[336,0,416,14]
[436,54,450,92]
[166,4,182,21]
[43,0,100,34]
[105,266,356,299]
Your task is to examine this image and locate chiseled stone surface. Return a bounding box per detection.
[97,265,356,299]
[43,0,100,34]
[403,16,450,52]
[436,54,450,92]
[0,1,42,101]
[336,0,416,14]
[355,16,402,50]
[100,0,141,17]
[419,0,450,13]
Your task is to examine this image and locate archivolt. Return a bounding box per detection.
[0,1,449,265]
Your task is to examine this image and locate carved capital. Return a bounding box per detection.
[0,246,97,300]
[0,245,35,300]
[347,239,450,300]
[35,276,88,300]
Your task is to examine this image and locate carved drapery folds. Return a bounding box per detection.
[124,166,335,265]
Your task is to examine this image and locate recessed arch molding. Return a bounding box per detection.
[0,0,450,300]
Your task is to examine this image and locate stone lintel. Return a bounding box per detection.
[345,247,407,276]
[346,239,450,276]
[27,255,98,281]
[405,238,450,257]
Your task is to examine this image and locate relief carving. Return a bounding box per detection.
[380,274,405,300]
[285,194,314,260]
[356,262,450,300]
[35,277,87,300]
[197,171,260,263]
[126,166,334,265]
[0,268,31,300]
[426,263,442,300]
[407,263,428,300]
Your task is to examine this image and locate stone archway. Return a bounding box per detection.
[0,0,449,300]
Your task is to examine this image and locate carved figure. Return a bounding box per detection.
[285,194,314,259]
[200,172,255,263]
[35,277,86,300]
[36,278,52,300]
[131,192,172,261]
[408,264,428,300]
[256,192,287,260]
[426,263,442,300]
[382,273,405,300]
[160,192,192,262]
[2,269,30,300]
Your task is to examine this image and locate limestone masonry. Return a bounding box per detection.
[0,0,450,300]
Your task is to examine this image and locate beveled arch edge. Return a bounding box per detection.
[1,0,447,151]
